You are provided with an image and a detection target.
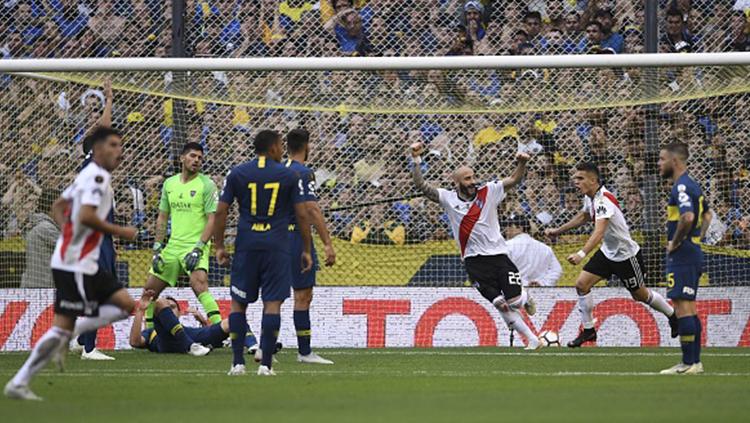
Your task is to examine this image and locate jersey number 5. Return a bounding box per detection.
[248,182,280,216]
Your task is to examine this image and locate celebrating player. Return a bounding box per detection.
[129,291,258,355]
[142,142,224,332]
[545,162,678,348]
[215,130,313,376]
[280,128,336,365]
[409,142,542,350]
[4,127,138,401]
[658,142,711,375]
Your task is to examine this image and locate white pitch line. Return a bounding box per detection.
[318,350,750,358]
[1,369,748,378]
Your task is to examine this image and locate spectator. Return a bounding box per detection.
[662,7,698,53]
[48,0,90,38]
[522,10,544,46]
[462,1,487,43]
[503,214,563,287]
[725,11,749,51]
[595,8,624,53]
[20,189,59,288]
[327,7,372,55]
[584,21,615,54]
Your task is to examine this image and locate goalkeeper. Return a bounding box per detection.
[142,142,223,330]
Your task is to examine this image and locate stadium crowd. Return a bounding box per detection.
[1,0,749,259]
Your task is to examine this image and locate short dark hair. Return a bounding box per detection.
[254,130,281,154]
[83,127,121,154]
[181,142,204,155]
[286,128,310,154]
[523,11,542,22]
[586,21,604,32]
[663,141,689,161]
[575,162,601,181]
[666,8,684,21]
[514,29,529,38]
[595,8,614,19]
[164,296,180,313]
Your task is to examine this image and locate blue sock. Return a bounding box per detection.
[228,312,247,366]
[156,308,193,352]
[294,310,312,356]
[678,316,697,365]
[693,315,702,364]
[244,326,257,349]
[260,314,281,368]
[77,331,97,353]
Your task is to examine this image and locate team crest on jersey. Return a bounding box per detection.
[190,190,196,197]
[474,199,485,209]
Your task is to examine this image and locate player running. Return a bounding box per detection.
[129,291,257,355]
[409,142,542,350]
[215,130,313,376]
[143,142,224,333]
[4,127,138,401]
[658,142,711,375]
[279,128,336,365]
[545,162,678,348]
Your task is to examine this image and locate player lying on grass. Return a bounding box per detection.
[142,142,223,332]
[545,162,678,347]
[129,291,256,355]
[410,142,542,350]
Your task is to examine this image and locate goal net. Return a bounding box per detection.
[1,54,748,350]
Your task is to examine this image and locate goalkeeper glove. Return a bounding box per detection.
[184,242,205,272]
[151,242,165,274]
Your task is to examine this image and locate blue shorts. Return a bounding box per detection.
[666,262,701,301]
[185,324,227,348]
[230,249,291,304]
[290,230,317,290]
[152,315,187,353]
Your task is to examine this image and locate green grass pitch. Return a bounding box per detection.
[1,348,749,423]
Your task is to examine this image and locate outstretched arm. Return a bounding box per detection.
[502,152,531,189]
[545,211,589,238]
[568,218,609,265]
[409,142,440,203]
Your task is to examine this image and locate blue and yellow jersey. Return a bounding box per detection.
[667,172,708,264]
[285,159,317,231]
[219,156,304,252]
[141,329,160,353]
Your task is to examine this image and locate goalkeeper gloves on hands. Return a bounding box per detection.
[151,242,165,274]
[184,246,203,272]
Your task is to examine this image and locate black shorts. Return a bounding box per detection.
[583,250,646,292]
[464,254,523,303]
[53,268,122,317]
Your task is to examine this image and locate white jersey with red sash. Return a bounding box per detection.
[50,161,114,275]
[581,185,640,261]
[437,181,508,260]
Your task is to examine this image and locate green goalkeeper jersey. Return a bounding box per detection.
[159,173,218,248]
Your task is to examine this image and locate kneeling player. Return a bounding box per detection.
[129,293,254,355]
[545,163,678,347]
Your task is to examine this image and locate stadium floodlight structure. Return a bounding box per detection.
[0,52,749,350]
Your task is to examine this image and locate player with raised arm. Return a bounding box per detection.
[280,128,336,365]
[545,162,678,348]
[4,127,138,401]
[410,142,542,350]
[659,142,711,375]
[215,130,313,376]
[143,142,224,333]
[129,292,257,355]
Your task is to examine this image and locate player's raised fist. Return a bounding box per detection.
[544,227,559,237]
[410,142,424,158]
[119,226,138,241]
[516,152,531,162]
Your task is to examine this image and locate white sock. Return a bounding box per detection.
[494,300,537,346]
[507,290,528,310]
[12,326,71,386]
[578,292,595,330]
[646,290,674,317]
[73,305,129,337]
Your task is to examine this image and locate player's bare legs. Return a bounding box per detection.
[568,271,601,347]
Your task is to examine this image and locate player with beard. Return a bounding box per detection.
[409,142,541,350]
